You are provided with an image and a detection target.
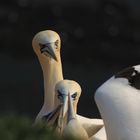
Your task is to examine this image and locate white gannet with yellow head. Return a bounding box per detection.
[54,80,104,139]
[55,80,89,140]
[95,65,140,140]
[32,30,104,136]
[32,30,63,122]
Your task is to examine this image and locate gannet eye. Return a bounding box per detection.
[57,90,63,100]
[39,43,50,54]
[55,40,59,49]
[39,43,47,49]
[71,92,77,100]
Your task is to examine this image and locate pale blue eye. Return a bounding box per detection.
[55,40,59,49]
[71,92,77,100]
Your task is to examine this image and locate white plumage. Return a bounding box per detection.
[55,80,89,140]
[32,30,104,137]
[32,30,63,122]
[91,127,107,140]
[55,80,107,139]
[95,65,140,140]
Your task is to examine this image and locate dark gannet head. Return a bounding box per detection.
[32,30,61,61]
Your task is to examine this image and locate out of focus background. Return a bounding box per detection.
[0,0,140,119]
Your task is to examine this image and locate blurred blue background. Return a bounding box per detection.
[0,0,140,119]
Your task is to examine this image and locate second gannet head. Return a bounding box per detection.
[55,80,81,119]
[32,30,61,62]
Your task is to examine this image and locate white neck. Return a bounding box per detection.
[37,55,63,119]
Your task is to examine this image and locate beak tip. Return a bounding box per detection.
[53,57,58,62]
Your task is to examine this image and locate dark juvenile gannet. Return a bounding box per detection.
[32,30,63,122]
[95,65,140,140]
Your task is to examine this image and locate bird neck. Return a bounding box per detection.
[39,55,63,115]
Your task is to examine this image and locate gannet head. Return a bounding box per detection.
[32,30,61,61]
[55,80,81,119]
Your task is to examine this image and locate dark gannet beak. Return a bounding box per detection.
[39,43,58,61]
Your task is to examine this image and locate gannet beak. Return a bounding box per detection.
[58,96,68,134]
[62,95,68,118]
[39,43,58,61]
[68,93,76,120]
[59,95,68,122]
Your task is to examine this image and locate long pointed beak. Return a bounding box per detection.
[68,93,76,121]
[58,96,68,134]
[40,43,58,61]
[62,95,68,118]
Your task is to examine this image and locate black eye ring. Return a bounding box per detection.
[71,92,77,99]
[39,43,50,54]
[55,40,59,48]
[39,43,47,49]
[57,90,63,99]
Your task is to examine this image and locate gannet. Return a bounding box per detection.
[32,30,104,135]
[95,65,140,140]
[55,80,90,140]
[55,80,104,139]
[32,30,63,121]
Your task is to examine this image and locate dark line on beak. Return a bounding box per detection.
[42,104,62,122]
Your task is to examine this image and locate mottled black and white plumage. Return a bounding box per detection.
[95,65,140,140]
[115,66,140,89]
